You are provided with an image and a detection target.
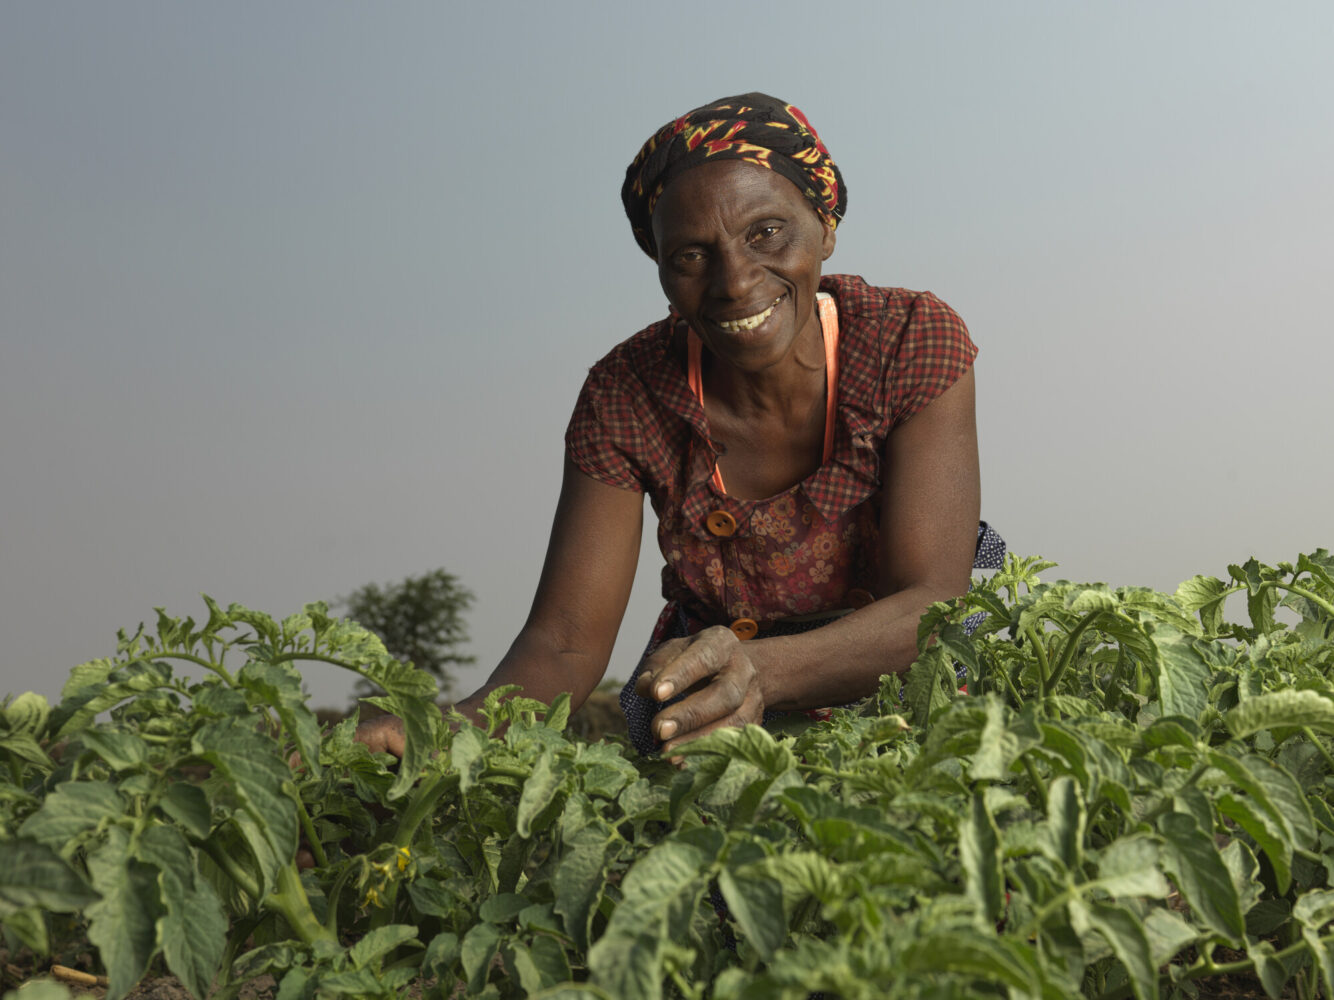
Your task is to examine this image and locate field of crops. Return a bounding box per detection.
[5,551,1334,999]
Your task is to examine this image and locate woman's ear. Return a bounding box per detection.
[821,223,837,261]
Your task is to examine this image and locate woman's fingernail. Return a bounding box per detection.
[656,681,675,700]
[658,720,678,740]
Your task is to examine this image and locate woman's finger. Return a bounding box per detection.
[652,653,759,743]
[659,678,765,753]
[639,626,737,702]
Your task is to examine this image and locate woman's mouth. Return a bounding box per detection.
[715,295,783,333]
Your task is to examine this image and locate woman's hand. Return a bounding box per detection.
[354,714,407,758]
[635,626,766,753]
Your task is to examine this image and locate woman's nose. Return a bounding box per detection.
[708,245,762,301]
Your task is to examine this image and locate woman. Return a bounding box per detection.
[361,92,1002,758]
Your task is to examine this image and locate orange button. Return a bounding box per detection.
[730,617,759,641]
[705,510,737,537]
[846,588,875,609]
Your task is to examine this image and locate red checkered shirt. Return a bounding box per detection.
[565,274,978,627]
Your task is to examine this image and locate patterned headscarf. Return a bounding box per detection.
[621,92,847,259]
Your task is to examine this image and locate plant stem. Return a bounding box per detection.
[1023,626,1051,694]
[390,773,459,850]
[1095,931,1334,1000]
[200,839,262,901]
[199,840,332,946]
[1043,610,1107,696]
[267,863,335,946]
[132,651,235,686]
[1304,727,1334,774]
[1021,755,1047,804]
[295,796,329,869]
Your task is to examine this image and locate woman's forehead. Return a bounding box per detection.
[651,160,817,240]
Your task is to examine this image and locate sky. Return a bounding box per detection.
[3,1,1332,710]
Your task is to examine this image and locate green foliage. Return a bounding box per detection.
[339,568,475,697]
[4,550,1334,997]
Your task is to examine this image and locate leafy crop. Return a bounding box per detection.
[6,552,1334,999]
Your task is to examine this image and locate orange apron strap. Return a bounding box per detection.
[688,293,840,497]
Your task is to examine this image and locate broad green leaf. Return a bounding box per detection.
[1247,938,1289,1000]
[479,892,529,924]
[420,930,461,980]
[237,661,322,778]
[194,721,297,895]
[461,922,503,996]
[588,829,724,998]
[60,658,116,699]
[0,982,74,1000]
[1220,839,1263,923]
[273,968,315,1000]
[675,723,796,779]
[1216,794,1290,893]
[450,724,487,795]
[158,782,212,841]
[1069,900,1158,1000]
[1295,889,1334,996]
[1157,813,1245,943]
[517,750,564,837]
[1142,907,1199,965]
[718,867,786,959]
[1226,689,1334,738]
[1,905,49,955]
[348,924,419,969]
[1042,775,1084,871]
[136,825,225,1000]
[503,942,548,996]
[1095,836,1170,899]
[0,839,98,915]
[85,829,163,1000]
[1175,575,1229,635]
[18,780,124,853]
[1153,627,1211,722]
[553,824,613,950]
[970,694,1038,780]
[52,660,173,738]
[0,732,49,768]
[898,931,1041,991]
[2,692,51,737]
[79,729,148,771]
[356,653,440,801]
[527,935,573,989]
[959,791,1004,924]
[545,691,572,732]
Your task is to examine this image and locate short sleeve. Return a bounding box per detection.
[564,369,648,493]
[888,291,978,426]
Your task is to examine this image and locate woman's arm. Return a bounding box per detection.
[637,368,980,752]
[459,457,645,716]
[357,457,644,753]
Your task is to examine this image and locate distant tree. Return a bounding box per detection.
[339,569,475,697]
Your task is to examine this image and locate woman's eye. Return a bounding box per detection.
[752,225,781,243]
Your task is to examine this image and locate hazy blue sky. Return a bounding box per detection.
[4,1,1332,709]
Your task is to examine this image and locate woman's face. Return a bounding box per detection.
[651,159,836,376]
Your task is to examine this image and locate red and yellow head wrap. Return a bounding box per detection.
[621,92,847,259]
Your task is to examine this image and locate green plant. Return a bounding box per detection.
[5,551,1334,999]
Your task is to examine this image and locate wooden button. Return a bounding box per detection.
[705,510,738,537]
[730,617,759,641]
[846,588,875,609]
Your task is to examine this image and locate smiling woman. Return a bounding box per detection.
[357,92,1004,758]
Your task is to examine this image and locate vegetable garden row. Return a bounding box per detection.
[5,551,1334,999]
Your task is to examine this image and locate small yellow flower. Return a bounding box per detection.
[363,886,382,909]
[396,846,411,872]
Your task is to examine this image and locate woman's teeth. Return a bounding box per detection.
[717,297,781,332]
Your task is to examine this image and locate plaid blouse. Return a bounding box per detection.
[565,274,978,627]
